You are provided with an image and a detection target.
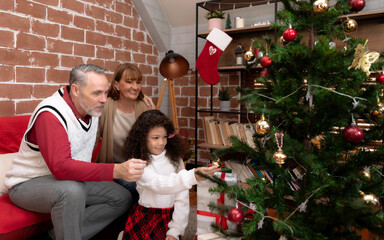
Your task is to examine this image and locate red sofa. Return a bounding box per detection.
[0,115,52,240]
[0,116,118,240]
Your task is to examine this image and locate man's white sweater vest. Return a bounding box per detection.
[5,88,98,189]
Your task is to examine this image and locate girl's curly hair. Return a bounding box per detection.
[124,109,186,167]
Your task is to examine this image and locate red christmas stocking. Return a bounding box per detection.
[196,28,232,85]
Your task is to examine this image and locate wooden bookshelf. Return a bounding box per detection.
[198,24,272,38]
[198,142,228,150]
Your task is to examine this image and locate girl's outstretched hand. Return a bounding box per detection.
[194,165,221,181]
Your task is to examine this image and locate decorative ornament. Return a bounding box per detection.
[376,72,384,84]
[244,47,255,61]
[357,168,371,182]
[211,158,222,167]
[255,114,270,135]
[257,50,264,60]
[247,46,259,65]
[370,97,384,121]
[234,43,245,66]
[260,56,272,68]
[348,0,365,12]
[260,69,269,77]
[343,125,364,144]
[283,25,297,42]
[228,206,244,224]
[342,17,358,33]
[348,43,380,76]
[253,47,259,56]
[273,132,287,167]
[243,202,256,222]
[280,36,288,45]
[244,40,255,62]
[313,0,330,13]
[359,191,382,211]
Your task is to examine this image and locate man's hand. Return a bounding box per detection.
[143,94,155,109]
[165,235,177,240]
[113,158,147,182]
[194,166,221,181]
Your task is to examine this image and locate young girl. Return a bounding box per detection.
[123,110,220,240]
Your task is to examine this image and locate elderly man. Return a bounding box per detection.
[4,64,147,240]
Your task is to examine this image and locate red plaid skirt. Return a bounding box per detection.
[123,204,174,240]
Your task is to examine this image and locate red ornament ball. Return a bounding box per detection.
[228,207,244,224]
[343,125,364,144]
[348,0,365,12]
[260,70,269,77]
[260,56,272,68]
[376,74,384,84]
[283,28,297,42]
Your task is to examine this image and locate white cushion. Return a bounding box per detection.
[0,152,17,196]
[117,231,123,240]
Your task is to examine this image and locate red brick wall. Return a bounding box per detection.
[178,71,240,164]
[0,0,240,165]
[0,0,158,116]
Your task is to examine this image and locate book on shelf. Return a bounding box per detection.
[285,158,306,191]
[230,123,242,141]
[208,120,220,145]
[223,121,234,140]
[246,163,264,179]
[219,121,230,146]
[214,121,224,146]
[202,116,215,145]
[201,118,256,148]
[224,161,261,183]
[223,160,273,183]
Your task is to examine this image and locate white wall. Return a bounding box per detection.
[132,0,171,115]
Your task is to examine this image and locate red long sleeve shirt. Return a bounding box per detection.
[27,87,114,181]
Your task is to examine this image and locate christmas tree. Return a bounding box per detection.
[203,0,384,239]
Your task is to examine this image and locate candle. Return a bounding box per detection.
[235,17,244,28]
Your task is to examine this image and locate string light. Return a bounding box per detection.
[250,83,367,107]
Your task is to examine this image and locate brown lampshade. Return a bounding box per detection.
[159,50,189,79]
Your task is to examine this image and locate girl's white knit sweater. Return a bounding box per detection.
[136,150,198,238]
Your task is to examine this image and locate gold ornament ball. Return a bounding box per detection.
[255,115,270,135]
[244,50,254,61]
[273,150,287,167]
[280,36,288,45]
[313,0,330,13]
[358,170,371,182]
[362,193,382,211]
[343,18,358,33]
[211,158,222,167]
[370,99,384,121]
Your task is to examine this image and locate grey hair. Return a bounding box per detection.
[69,64,107,87]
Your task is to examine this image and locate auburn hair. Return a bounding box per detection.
[108,63,144,101]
